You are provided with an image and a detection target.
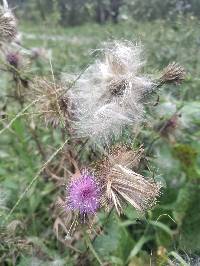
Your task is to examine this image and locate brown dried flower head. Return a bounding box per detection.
[0,3,17,43]
[31,78,70,127]
[159,62,186,86]
[95,145,161,215]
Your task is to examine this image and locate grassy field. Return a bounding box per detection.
[0,17,200,265]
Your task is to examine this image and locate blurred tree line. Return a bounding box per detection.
[9,0,200,25]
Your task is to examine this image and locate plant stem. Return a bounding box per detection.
[77,208,114,264]
[83,228,103,265]
[29,127,47,161]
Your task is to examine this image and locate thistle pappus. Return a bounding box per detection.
[69,41,155,145]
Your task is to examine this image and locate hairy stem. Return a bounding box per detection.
[83,228,103,265]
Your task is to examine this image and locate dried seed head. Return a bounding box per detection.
[95,146,161,215]
[69,41,154,145]
[0,4,17,43]
[30,78,70,127]
[105,166,161,215]
[67,41,186,146]
[159,62,186,86]
[95,145,144,176]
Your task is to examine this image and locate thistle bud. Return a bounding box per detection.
[6,51,20,68]
[30,78,70,128]
[159,62,186,86]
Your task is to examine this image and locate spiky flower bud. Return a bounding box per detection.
[30,78,70,127]
[159,62,186,86]
[0,3,17,43]
[6,51,20,68]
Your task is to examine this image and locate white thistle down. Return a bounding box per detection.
[68,41,154,145]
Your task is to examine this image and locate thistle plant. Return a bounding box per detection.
[64,145,161,220]
[25,40,185,231]
[0,16,188,263]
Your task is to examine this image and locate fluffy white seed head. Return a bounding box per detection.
[68,41,154,145]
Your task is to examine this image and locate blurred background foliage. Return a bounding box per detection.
[8,0,200,25]
[0,0,200,265]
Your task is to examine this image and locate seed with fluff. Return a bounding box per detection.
[68,41,153,145]
[66,172,100,215]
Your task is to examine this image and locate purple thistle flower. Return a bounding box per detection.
[66,171,100,215]
[6,52,20,68]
